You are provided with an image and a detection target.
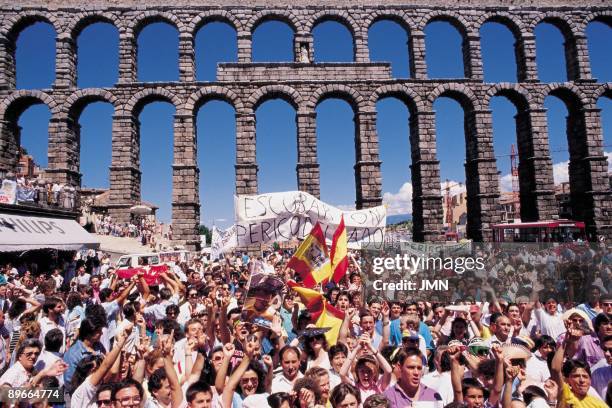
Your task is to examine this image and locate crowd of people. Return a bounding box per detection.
[0,173,78,210]
[94,215,160,248]
[0,241,609,408]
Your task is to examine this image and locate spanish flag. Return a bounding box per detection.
[328,215,348,285]
[287,223,331,288]
[287,281,345,345]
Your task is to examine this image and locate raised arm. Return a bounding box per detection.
[338,307,355,344]
[214,343,235,394]
[159,333,184,408]
[489,344,505,406]
[222,341,256,408]
[551,324,580,403]
[340,341,362,384]
[379,302,390,350]
[448,346,464,404]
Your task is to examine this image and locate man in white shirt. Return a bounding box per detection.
[39,296,66,353]
[0,339,66,388]
[271,345,303,393]
[178,288,205,327]
[73,265,91,286]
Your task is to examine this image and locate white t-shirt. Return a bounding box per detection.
[39,316,66,353]
[71,376,98,408]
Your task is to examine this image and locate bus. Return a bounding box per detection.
[492,219,586,243]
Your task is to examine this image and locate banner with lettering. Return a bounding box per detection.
[0,180,17,204]
[211,225,238,260]
[235,191,386,248]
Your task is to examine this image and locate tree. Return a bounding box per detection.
[199,225,212,245]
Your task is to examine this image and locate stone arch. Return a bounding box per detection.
[537,83,591,109]
[369,83,424,114]
[476,13,525,39]
[247,85,302,112]
[247,10,301,34]
[3,11,60,40]
[484,84,533,112]
[581,11,612,33]
[63,88,118,119]
[189,10,243,36]
[68,12,120,39]
[0,90,58,119]
[364,10,411,35]
[123,88,182,117]
[418,11,472,35]
[128,11,186,38]
[427,84,480,111]
[594,83,612,101]
[306,10,359,37]
[530,13,579,38]
[307,84,365,112]
[0,91,55,175]
[185,86,243,115]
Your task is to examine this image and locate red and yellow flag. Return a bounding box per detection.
[287,223,331,288]
[287,280,345,345]
[328,215,348,285]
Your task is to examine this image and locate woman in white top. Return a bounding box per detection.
[303,326,332,371]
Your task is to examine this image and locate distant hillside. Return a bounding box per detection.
[386,214,412,225]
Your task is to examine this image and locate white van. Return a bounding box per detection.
[116,253,161,269]
[116,250,190,269]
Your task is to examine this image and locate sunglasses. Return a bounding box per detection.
[469,346,490,357]
[97,400,113,406]
[189,294,198,298]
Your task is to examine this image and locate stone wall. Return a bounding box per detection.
[0,2,610,249]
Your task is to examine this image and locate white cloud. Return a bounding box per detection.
[382,179,465,216]
[383,182,413,215]
[498,151,611,189]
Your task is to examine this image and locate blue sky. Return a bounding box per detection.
[13,19,612,228]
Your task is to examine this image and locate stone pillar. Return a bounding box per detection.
[515,108,557,221]
[409,31,427,80]
[0,37,15,91]
[567,107,610,240]
[237,31,252,63]
[46,117,80,186]
[465,34,483,81]
[294,32,313,63]
[54,33,77,89]
[235,112,257,195]
[178,33,195,82]
[118,34,137,84]
[464,109,501,241]
[108,114,141,223]
[296,110,320,197]
[566,34,592,82]
[409,111,443,241]
[0,119,20,174]
[516,34,538,82]
[354,110,382,209]
[354,32,369,63]
[172,113,200,250]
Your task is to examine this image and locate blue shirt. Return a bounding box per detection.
[63,340,106,392]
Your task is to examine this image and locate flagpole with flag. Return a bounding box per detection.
[287,280,345,345]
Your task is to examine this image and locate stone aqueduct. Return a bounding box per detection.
[0,0,610,250]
